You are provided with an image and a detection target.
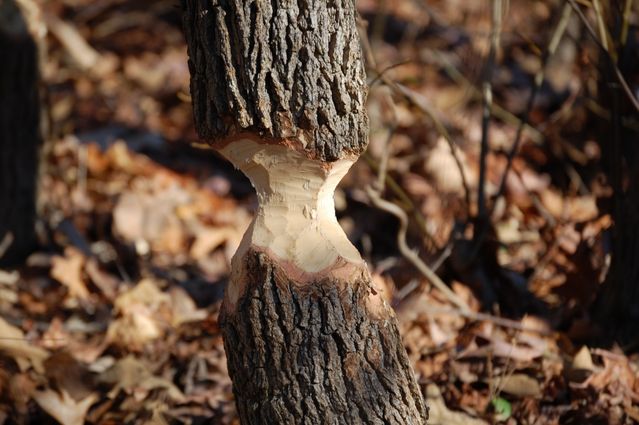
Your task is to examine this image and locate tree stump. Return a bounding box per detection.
[181,1,428,423]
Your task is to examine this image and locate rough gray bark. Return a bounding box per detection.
[0,0,41,266]
[181,0,428,423]
[222,249,428,424]
[181,0,368,162]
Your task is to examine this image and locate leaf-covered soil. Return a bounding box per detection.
[1,1,638,424]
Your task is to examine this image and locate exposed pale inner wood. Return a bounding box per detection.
[220,139,364,296]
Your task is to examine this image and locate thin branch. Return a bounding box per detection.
[476,0,502,237]
[469,0,503,264]
[620,0,633,46]
[366,187,471,313]
[491,3,573,215]
[369,60,414,87]
[376,125,396,191]
[363,152,439,250]
[44,12,102,72]
[568,0,639,113]
[409,303,552,335]
[591,0,610,52]
[392,82,473,215]
[426,50,545,145]
[467,4,573,263]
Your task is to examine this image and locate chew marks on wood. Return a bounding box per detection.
[221,138,366,306]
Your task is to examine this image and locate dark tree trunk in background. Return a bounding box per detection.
[593,5,639,343]
[181,0,428,423]
[0,0,42,266]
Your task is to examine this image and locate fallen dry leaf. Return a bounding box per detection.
[573,346,595,371]
[170,286,207,326]
[567,345,595,383]
[33,389,97,425]
[50,247,91,300]
[85,258,119,301]
[190,226,236,260]
[113,184,190,255]
[99,355,184,402]
[492,373,542,397]
[424,136,473,196]
[107,279,171,347]
[426,384,488,425]
[44,351,95,401]
[0,317,48,373]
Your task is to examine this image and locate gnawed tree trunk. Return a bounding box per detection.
[181,0,428,423]
[0,0,42,266]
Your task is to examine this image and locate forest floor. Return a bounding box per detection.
[1,0,638,424]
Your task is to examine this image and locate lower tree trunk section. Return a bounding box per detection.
[0,0,41,266]
[221,249,428,424]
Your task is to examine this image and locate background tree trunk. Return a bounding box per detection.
[181,0,428,423]
[0,0,42,266]
[594,17,639,343]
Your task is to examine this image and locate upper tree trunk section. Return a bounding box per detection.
[181,0,369,162]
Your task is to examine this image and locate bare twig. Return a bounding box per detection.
[376,125,396,191]
[359,20,472,216]
[362,99,459,307]
[366,187,471,313]
[620,0,633,46]
[465,3,573,264]
[361,81,469,310]
[491,3,573,214]
[591,0,610,52]
[363,152,439,249]
[416,303,552,335]
[392,82,472,214]
[476,0,503,241]
[568,0,639,113]
[45,13,101,72]
[425,50,545,145]
[369,60,414,87]
[466,0,504,267]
